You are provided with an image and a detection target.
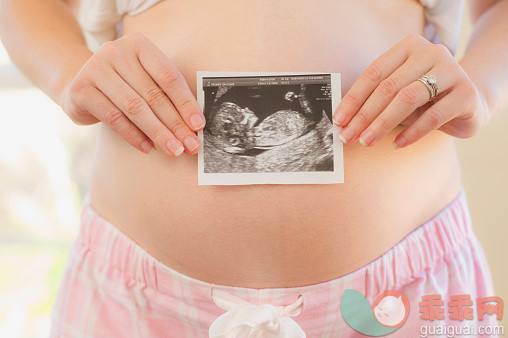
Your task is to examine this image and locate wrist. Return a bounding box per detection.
[51,47,93,107]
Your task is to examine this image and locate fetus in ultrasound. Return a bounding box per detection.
[205,102,259,154]
[203,84,334,173]
[253,109,314,149]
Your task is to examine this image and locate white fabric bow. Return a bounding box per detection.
[208,288,306,338]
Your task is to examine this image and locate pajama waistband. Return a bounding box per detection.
[77,187,472,318]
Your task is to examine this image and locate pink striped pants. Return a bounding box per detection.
[50,187,499,337]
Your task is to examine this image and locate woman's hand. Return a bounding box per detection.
[332,34,490,149]
[59,32,205,156]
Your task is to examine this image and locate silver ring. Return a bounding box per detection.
[417,75,439,101]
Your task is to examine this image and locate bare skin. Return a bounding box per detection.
[1,0,507,288]
[90,0,462,287]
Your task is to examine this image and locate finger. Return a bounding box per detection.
[358,67,456,147]
[81,86,154,154]
[337,55,432,144]
[333,34,428,126]
[68,105,100,125]
[114,56,201,154]
[65,78,101,125]
[392,89,463,149]
[399,104,431,127]
[92,67,185,157]
[136,35,206,132]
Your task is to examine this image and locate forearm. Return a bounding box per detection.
[459,0,508,120]
[0,0,92,104]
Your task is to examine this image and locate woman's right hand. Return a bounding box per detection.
[58,32,206,156]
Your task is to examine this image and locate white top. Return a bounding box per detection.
[78,0,465,54]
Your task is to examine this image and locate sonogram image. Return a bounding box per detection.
[201,75,335,173]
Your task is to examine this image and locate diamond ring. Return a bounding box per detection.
[417,75,439,101]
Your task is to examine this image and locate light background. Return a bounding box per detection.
[0,5,506,337]
[454,4,508,330]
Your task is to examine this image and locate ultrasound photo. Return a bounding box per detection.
[196,72,344,185]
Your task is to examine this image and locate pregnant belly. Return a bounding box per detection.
[89,0,463,288]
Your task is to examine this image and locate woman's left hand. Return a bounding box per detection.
[332,34,490,149]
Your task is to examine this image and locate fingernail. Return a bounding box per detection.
[339,127,354,143]
[359,129,375,146]
[141,140,153,153]
[183,135,200,151]
[190,114,206,130]
[166,139,185,156]
[333,110,346,126]
[393,135,407,149]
